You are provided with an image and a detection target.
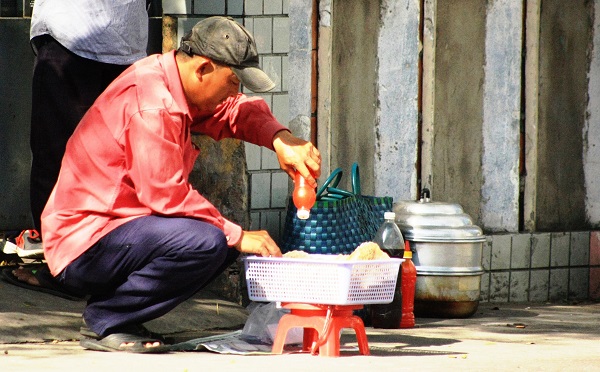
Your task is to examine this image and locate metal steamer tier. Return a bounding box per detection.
[393,189,486,318]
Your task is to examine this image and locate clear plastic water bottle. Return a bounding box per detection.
[370,211,405,328]
[373,212,404,257]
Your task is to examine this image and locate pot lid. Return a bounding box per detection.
[393,188,486,242]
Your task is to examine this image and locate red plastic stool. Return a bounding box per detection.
[271,302,370,357]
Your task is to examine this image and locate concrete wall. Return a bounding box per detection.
[423,0,524,232]
[288,0,312,144]
[481,0,522,232]
[586,0,600,226]
[329,0,379,194]
[429,0,486,223]
[375,0,420,201]
[418,0,524,232]
[525,0,597,232]
[326,0,421,201]
[424,0,595,233]
[318,0,600,303]
[534,0,590,231]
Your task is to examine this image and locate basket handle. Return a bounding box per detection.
[316,163,363,200]
[351,162,361,195]
[316,167,343,199]
[325,187,354,198]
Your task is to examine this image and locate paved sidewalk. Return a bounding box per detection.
[0,276,599,371]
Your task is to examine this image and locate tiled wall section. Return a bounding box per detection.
[480,231,600,303]
[243,1,291,245]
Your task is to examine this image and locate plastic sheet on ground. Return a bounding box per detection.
[169,330,277,354]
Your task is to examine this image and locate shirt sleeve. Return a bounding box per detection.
[124,109,243,246]
[190,93,289,149]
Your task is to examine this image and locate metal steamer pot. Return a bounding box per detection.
[393,189,486,318]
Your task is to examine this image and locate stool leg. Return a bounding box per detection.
[350,316,371,356]
[272,314,293,354]
[318,326,341,357]
[272,312,327,354]
[303,327,318,352]
[326,315,370,357]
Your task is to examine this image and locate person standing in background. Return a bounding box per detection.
[2,1,151,297]
[29,0,150,234]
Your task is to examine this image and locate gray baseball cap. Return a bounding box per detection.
[179,16,276,93]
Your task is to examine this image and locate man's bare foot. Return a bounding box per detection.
[2,264,85,301]
[12,266,41,286]
[120,341,162,348]
[79,333,168,353]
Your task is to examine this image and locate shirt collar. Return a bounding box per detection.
[161,50,195,122]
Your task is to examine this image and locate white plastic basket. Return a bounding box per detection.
[243,256,403,305]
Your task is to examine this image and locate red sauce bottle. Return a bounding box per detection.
[400,240,416,328]
[292,171,316,219]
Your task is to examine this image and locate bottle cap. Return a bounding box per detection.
[403,240,412,259]
[296,209,310,220]
[384,211,396,220]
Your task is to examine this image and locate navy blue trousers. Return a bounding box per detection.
[58,216,239,337]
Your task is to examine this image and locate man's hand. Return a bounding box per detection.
[272,130,321,188]
[233,230,282,257]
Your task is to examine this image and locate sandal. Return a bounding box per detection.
[80,333,169,353]
[0,264,86,301]
[80,324,165,343]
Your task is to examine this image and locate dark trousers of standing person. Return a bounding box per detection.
[30,35,128,233]
[56,216,240,338]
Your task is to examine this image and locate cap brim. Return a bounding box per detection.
[232,66,276,93]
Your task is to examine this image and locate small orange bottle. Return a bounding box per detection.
[292,171,316,219]
[400,240,416,328]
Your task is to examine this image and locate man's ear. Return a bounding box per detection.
[195,57,213,82]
